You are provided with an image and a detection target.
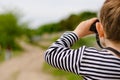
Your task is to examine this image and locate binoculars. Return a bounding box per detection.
[89,19,103,48]
[90,19,99,33]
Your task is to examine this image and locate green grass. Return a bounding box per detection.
[43,63,83,80]
[72,35,96,49]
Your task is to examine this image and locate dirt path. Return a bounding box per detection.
[0,41,53,80]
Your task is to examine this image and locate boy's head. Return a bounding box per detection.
[100,0,120,43]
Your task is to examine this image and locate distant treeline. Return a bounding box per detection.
[0,11,97,50]
[36,11,97,35]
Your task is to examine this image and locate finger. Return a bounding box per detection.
[88,18,98,24]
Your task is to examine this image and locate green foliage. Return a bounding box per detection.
[0,51,5,62]
[60,11,97,30]
[72,36,96,49]
[22,26,36,43]
[37,11,97,35]
[0,12,23,50]
[36,23,62,35]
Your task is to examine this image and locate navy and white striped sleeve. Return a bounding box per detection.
[44,32,86,74]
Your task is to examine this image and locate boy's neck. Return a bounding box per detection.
[105,39,120,51]
[105,39,120,58]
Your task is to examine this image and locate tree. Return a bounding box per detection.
[60,11,97,30]
[36,11,97,35]
[0,12,23,50]
[36,23,61,35]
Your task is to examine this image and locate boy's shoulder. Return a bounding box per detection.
[83,46,112,56]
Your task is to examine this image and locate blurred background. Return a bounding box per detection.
[0,0,105,80]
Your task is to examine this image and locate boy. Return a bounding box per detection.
[44,0,120,79]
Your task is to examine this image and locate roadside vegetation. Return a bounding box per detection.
[0,10,97,80]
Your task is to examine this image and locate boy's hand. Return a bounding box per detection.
[73,18,98,38]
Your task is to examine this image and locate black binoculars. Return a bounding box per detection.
[89,19,103,48]
[90,19,99,33]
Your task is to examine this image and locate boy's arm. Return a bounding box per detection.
[44,18,97,74]
[44,32,86,74]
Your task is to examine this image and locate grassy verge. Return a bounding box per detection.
[0,49,23,63]
[43,63,83,80]
[72,35,96,49]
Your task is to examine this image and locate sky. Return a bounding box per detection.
[0,0,105,28]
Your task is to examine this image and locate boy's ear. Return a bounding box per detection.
[96,22,104,37]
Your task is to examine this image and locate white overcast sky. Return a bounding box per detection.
[0,0,105,28]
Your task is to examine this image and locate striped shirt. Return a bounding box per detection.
[44,32,120,80]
